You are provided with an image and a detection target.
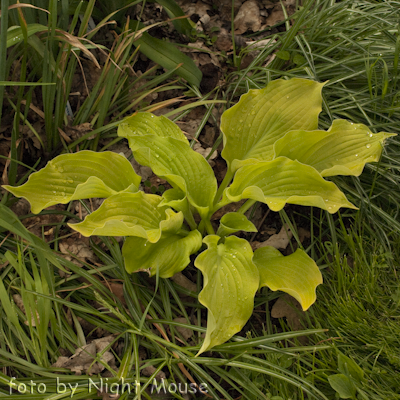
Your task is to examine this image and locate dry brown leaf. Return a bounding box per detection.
[65,123,95,141]
[201,126,216,147]
[298,227,311,243]
[262,227,277,235]
[271,294,305,333]
[234,0,262,34]
[245,38,276,50]
[185,41,221,68]
[217,0,244,21]
[179,0,211,18]
[170,272,197,292]
[177,120,200,137]
[264,4,285,27]
[52,335,116,375]
[215,32,233,52]
[193,142,217,166]
[59,237,96,267]
[138,347,166,379]
[253,224,292,250]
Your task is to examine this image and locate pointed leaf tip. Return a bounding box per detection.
[274,119,397,177]
[195,236,259,354]
[3,151,140,214]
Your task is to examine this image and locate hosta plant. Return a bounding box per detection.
[4,78,395,354]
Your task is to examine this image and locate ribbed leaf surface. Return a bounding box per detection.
[253,246,323,311]
[195,235,259,354]
[221,78,324,172]
[69,192,183,241]
[3,151,140,214]
[274,119,396,176]
[123,230,202,278]
[225,157,356,213]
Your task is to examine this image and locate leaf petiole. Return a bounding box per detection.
[180,203,197,231]
[203,218,215,235]
[213,169,234,206]
[237,199,256,214]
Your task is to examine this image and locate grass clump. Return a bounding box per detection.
[300,220,400,399]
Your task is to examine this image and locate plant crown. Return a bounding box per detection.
[4,78,395,354]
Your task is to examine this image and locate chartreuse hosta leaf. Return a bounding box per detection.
[3,151,141,214]
[68,192,183,241]
[195,236,259,355]
[253,246,323,310]
[118,112,188,143]
[118,115,217,218]
[221,78,325,172]
[224,157,357,213]
[124,135,217,219]
[159,188,186,209]
[274,119,396,177]
[159,188,197,229]
[122,230,202,278]
[216,212,257,237]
